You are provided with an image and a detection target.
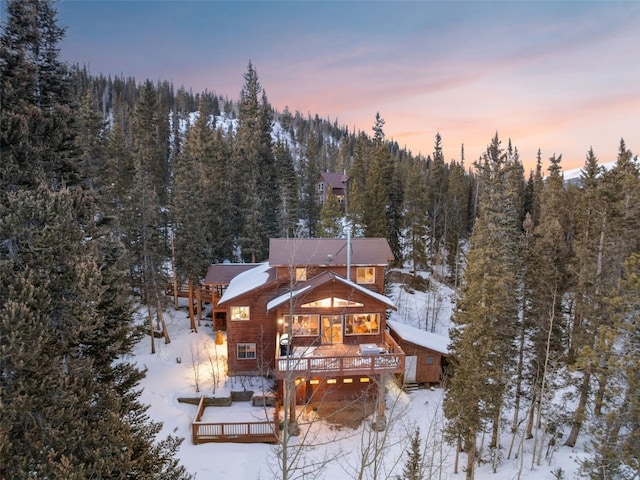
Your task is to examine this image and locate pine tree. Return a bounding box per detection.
[0,184,191,479]
[363,113,393,239]
[398,427,424,480]
[171,97,213,331]
[387,158,405,265]
[581,253,640,479]
[445,159,471,284]
[426,133,448,259]
[566,140,640,447]
[317,186,343,238]
[444,134,521,479]
[273,138,300,237]
[347,131,370,231]
[0,0,81,195]
[232,62,277,259]
[529,155,569,357]
[129,80,171,343]
[404,159,429,273]
[299,130,322,236]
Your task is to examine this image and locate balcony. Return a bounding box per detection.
[275,330,405,379]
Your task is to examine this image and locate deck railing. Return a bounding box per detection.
[191,396,279,444]
[275,331,405,379]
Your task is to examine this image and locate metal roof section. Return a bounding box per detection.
[204,263,262,285]
[268,237,393,267]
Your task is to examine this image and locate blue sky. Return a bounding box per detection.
[53,0,640,171]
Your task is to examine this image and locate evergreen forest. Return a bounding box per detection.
[1,1,638,479]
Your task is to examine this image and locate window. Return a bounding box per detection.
[302,297,363,308]
[356,267,375,284]
[295,267,307,282]
[425,356,434,365]
[237,343,256,359]
[302,297,332,308]
[230,306,250,321]
[318,182,325,192]
[283,314,319,336]
[333,297,363,307]
[345,313,380,335]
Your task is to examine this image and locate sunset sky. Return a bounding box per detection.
[55,0,640,172]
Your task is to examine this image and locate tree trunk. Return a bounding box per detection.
[148,303,155,354]
[196,285,202,326]
[171,231,179,310]
[156,295,171,344]
[188,282,197,332]
[564,370,590,447]
[466,429,476,480]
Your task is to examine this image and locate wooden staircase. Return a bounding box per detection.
[403,381,420,393]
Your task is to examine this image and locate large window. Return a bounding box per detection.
[345,313,380,335]
[237,343,256,359]
[230,306,250,321]
[283,314,319,336]
[356,267,375,284]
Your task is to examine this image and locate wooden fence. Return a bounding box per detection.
[191,396,279,444]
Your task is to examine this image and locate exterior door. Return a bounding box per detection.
[321,315,342,344]
[404,355,417,383]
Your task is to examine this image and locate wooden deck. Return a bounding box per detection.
[191,396,279,444]
[275,331,405,380]
[165,283,212,300]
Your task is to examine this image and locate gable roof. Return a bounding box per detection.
[319,172,348,189]
[204,263,262,285]
[269,238,393,267]
[266,270,396,312]
[386,319,449,355]
[217,263,276,305]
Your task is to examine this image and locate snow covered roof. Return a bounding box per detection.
[266,270,396,312]
[217,263,275,305]
[268,237,393,267]
[386,319,450,355]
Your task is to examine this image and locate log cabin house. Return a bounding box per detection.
[214,237,405,413]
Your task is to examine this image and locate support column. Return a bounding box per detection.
[373,374,387,431]
[285,377,300,436]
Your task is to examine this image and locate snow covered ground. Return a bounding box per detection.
[132,272,589,479]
